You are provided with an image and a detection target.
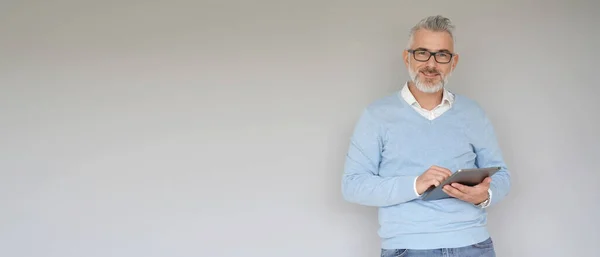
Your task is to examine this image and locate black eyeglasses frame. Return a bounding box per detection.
[407,49,455,64]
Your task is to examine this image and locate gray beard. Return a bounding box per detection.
[407,59,451,93]
[408,68,447,93]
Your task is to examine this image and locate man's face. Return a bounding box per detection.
[403,29,458,93]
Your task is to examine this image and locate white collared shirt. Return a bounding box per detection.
[400,82,454,119]
[400,82,491,208]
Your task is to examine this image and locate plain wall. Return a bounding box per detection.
[1,1,599,256]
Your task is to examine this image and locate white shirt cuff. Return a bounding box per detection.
[480,188,492,208]
[413,176,421,196]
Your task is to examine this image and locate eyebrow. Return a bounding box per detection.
[414,47,452,53]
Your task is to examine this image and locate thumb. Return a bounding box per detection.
[483,177,492,186]
[477,177,492,188]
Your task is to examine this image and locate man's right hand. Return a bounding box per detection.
[415,166,453,195]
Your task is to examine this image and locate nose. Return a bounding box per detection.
[425,55,438,68]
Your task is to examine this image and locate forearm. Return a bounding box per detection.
[472,108,512,207]
[342,160,419,207]
[488,168,510,206]
[341,108,421,207]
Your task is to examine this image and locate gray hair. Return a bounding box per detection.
[407,15,455,48]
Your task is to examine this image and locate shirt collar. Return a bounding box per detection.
[400,82,454,107]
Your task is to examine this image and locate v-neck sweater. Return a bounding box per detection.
[341,91,511,250]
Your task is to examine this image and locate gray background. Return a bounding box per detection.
[1,1,599,257]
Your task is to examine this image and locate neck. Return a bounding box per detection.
[407,81,443,110]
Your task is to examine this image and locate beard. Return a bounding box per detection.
[408,61,451,93]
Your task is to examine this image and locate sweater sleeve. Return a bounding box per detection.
[341,109,419,207]
[472,109,512,207]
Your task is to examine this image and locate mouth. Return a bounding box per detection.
[420,71,440,78]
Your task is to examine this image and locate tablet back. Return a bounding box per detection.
[421,167,501,201]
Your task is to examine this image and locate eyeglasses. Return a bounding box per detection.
[407,49,455,64]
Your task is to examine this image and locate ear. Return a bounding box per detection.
[450,53,459,71]
[403,50,410,68]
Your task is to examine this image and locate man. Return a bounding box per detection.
[341,15,511,257]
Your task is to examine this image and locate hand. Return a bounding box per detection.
[415,166,453,195]
[443,177,492,205]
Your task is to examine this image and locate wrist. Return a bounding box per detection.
[475,189,491,207]
[477,194,489,204]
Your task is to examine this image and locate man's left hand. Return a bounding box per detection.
[443,177,491,205]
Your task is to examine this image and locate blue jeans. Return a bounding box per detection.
[381,237,495,257]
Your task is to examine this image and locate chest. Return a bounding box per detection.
[379,118,477,176]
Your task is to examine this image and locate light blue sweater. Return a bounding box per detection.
[341,91,511,250]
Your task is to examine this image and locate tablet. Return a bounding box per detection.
[421,167,501,201]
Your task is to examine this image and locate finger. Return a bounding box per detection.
[426,170,452,183]
[443,184,466,199]
[429,178,442,188]
[432,174,447,184]
[483,177,492,184]
[429,166,451,177]
[451,183,473,194]
[436,171,452,180]
[475,177,492,189]
[431,176,447,187]
[430,166,452,177]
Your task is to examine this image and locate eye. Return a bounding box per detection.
[415,50,428,56]
[436,53,449,58]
